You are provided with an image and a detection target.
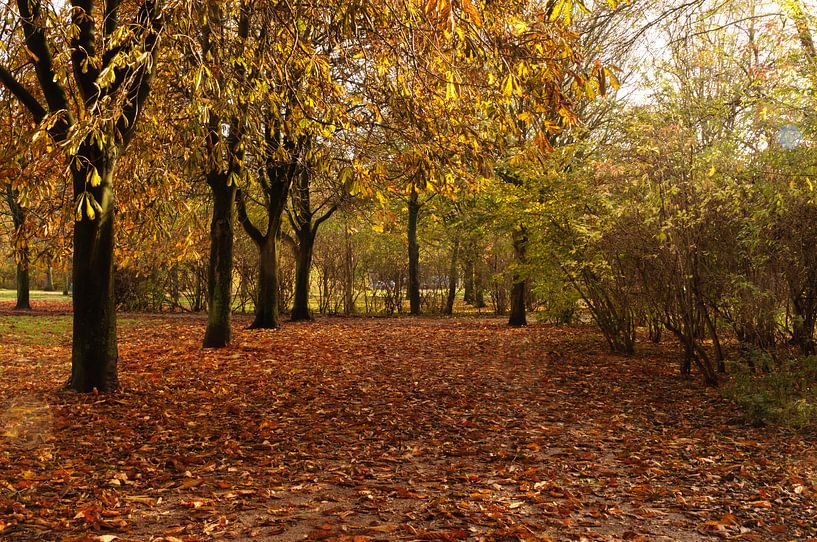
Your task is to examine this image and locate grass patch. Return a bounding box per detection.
[0,315,73,347]
[0,289,70,301]
[723,356,817,430]
[0,314,139,347]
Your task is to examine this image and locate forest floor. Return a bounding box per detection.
[0,301,816,542]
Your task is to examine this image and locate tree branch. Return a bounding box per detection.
[115,0,163,148]
[0,65,47,122]
[70,0,100,104]
[17,0,72,137]
[103,0,121,37]
[312,203,338,236]
[236,189,265,245]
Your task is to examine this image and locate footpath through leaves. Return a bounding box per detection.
[0,308,816,541]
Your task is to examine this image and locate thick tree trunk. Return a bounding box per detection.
[69,162,119,392]
[444,239,459,315]
[203,173,236,347]
[291,229,315,321]
[251,234,280,328]
[508,226,527,326]
[15,260,30,310]
[408,188,421,316]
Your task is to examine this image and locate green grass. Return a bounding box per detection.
[0,314,139,348]
[0,289,70,301]
[0,315,73,347]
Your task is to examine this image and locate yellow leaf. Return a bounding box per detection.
[604,68,621,91]
[88,167,102,187]
[707,166,716,177]
[502,74,516,97]
[85,197,95,220]
[549,0,570,23]
[445,81,457,100]
[75,194,85,221]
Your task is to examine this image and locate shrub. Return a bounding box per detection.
[723,356,817,430]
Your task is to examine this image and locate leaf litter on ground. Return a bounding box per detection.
[0,306,816,541]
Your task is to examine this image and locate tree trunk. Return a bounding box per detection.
[69,161,119,392]
[203,173,236,347]
[407,187,421,315]
[291,229,315,321]
[444,238,459,315]
[15,260,30,310]
[44,264,54,291]
[792,296,816,355]
[6,185,30,310]
[508,226,527,326]
[474,258,486,308]
[463,251,474,305]
[251,233,281,329]
[343,223,354,315]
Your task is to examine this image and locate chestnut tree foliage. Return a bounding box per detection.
[5,0,817,395]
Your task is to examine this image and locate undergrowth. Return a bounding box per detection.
[723,354,817,430]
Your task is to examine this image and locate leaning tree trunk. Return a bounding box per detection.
[407,188,421,316]
[444,238,459,315]
[291,228,316,321]
[69,160,119,392]
[508,226,528,326]
[203,172,236,348]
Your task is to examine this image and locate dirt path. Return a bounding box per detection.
[0,314,815,541]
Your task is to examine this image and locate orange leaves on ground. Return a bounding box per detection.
[0,310,816,540]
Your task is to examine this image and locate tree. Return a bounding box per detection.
[0,0,163,391]
[287,159,345,321]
